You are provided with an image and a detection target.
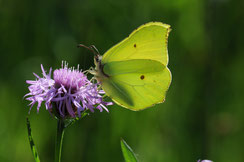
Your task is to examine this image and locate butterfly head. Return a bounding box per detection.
[94,55,102,67]
[77,44,108,82]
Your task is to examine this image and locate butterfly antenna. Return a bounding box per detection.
[90,45,100,55]
[77,44,100,56]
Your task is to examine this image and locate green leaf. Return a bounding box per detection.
[26,117,40,162]
[120,138,138,162]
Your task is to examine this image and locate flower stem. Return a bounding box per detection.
[55,119,65,162]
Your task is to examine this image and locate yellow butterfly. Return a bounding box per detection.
[86,22,171,111]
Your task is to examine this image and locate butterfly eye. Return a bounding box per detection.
[95,55,100,62]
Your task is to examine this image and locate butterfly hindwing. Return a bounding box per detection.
[101,59,171,110]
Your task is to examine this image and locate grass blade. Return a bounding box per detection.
[120,138,138,162]
[26,117,40,162]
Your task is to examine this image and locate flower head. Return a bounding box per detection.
[25,62,112,118]
[197,160,213,162]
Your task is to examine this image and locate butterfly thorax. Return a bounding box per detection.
[93,55,109,83]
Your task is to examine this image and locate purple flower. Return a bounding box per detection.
[198,160,213,162]
[25,62,112,118]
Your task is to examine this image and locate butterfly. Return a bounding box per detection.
[80,22,171,111]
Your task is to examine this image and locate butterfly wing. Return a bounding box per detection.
[101,59,171,110]
[97,22,171,110]
[102,22,171,66]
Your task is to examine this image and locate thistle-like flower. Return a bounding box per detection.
[198,160,213,162]
[25,62,112,118]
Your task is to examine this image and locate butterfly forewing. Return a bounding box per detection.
[102,22,171,66]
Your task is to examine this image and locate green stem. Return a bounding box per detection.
[55,119,65,162]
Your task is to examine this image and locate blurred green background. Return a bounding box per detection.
[1,0,244,161]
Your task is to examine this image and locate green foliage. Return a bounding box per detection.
[120,139,138,162]
[0,0,244,161]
